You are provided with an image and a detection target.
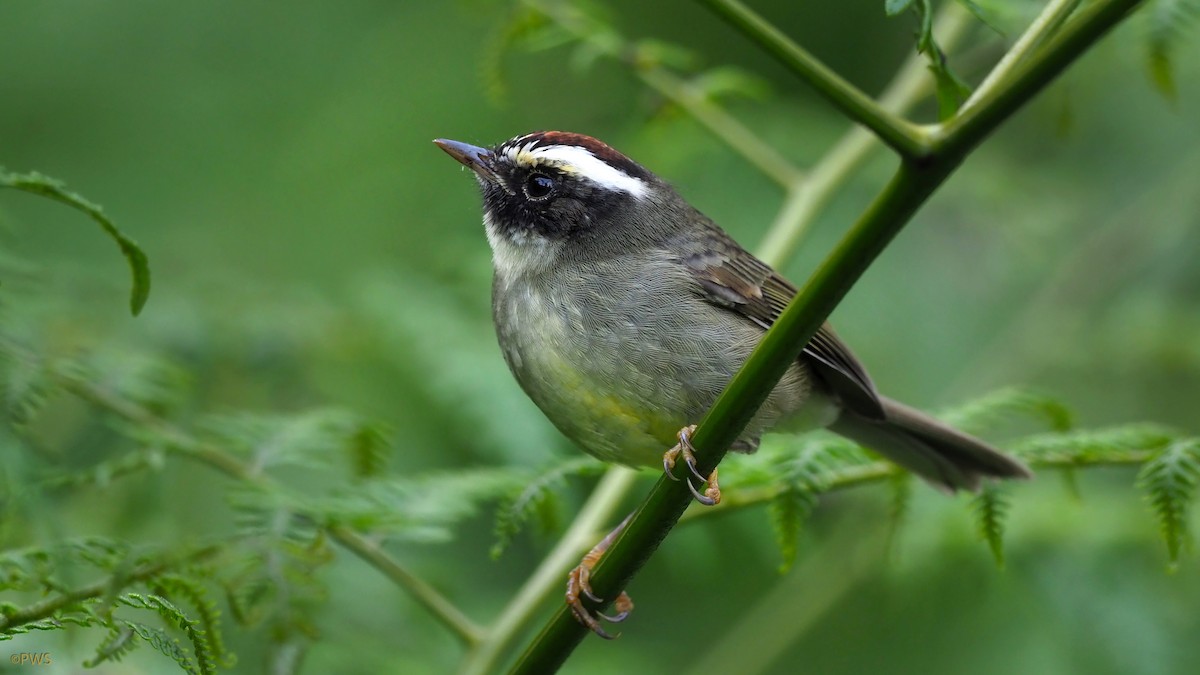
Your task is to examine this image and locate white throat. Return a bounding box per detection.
[484,211,563,280]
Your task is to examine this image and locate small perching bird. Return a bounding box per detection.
[435,131,1031,636]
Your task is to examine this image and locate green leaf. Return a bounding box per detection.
[0,168,151,315]
[1014,424,1178,464]
[889,0,974,119]
[769,485,818,573]
[927,49,973,120]
[885,471,913,550]
[1143,0,1200,101]
[491,457,605,558]
[691,66,771,103]
[632,39,699,71]
[939,388,1074,436]
[1136,438,1200,567]
[971,482,1010,568]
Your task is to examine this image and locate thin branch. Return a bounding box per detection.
[0,544,223,632]
[459,467,639,675]
[960,0,1084,113]
[522,0,801,186]
[935,0,1145,156]
[757,3,975,266]
[696,0,929,160]
[329,526,485,647]
[58,373,485,647]
[679,451,1157,525]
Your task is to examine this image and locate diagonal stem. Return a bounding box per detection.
[696,0,929,159]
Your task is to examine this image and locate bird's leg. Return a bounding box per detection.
[662,424,722,506]
[566,514,635,639]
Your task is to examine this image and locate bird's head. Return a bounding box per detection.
[435,131,686,277]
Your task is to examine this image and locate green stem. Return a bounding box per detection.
[509,1,1145,671]
[696,0,928,160]
[960,0,1083,113]
[935,0,1144,156]
[459,467,639,675]
[637,67,802,186]
[757,3,975,266]
[59,374,485,647]
[329,526,485,647]
[0,544,223,632]
[678,451,1157,525]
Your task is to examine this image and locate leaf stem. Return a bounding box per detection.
[329,526,485,646]
[696,0,929,160]
[934,0,1145,156]
[58,373,485,647]
[960,0,1084,114]
[0,544,223,632]
[0,169,151,316]
[459,467,639,675]
[757,3,975,266]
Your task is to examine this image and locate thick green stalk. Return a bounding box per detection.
[508,0,1145,671]
[697,0,928,159]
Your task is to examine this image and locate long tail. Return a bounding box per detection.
[828,396,1032,492]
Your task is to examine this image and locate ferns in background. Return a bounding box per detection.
[3,0,1200,672]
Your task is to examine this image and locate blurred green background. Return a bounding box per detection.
[2,1,1199,673]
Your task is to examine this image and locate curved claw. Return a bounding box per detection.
[663,454,680,481]
[566,516,635,639]
[598,591,634,624]
[686,477,717,506]
[683,450,708,484]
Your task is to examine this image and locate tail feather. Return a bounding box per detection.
[828,396,1032,493]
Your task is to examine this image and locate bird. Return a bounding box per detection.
[434,130,1031,636]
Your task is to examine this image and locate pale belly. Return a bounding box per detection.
[492,261,821,467]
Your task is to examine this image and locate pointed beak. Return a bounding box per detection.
[434,138,498,182]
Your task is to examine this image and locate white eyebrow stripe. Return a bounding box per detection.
[521,144,649,198]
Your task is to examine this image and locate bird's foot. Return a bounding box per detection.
[662,424,721,505]
[566,516,635,639]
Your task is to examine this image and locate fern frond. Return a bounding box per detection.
[0,167,150,315]
[1013,424,1177,464]
[1136,438,1200,567]
[938,388,1073,436]
[971,482,1011,568]
[199,408,387,473]
[0,346,50,427]
[154,575,236,669]
[118,593,214,674]
[1143,0,1200,100]
[346,422,391,479]
[324,466,532,542]
[84,625,138,668]
[886,471,914,550]
[491,456,605,558]
[120,618,202,675]
[82,352,191,417]
[770,484,819,573]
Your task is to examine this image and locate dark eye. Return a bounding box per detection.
[524,173,556,199]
